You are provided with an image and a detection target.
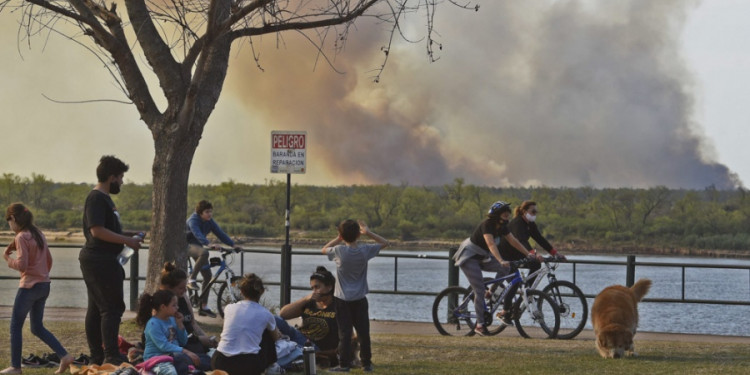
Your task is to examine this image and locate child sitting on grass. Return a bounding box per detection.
[136,290,200,375]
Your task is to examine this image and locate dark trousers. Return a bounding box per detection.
[335,297,371,367]
[79,254,125,363]
[211,329,277,375]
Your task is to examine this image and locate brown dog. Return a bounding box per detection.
[591,278,651,358]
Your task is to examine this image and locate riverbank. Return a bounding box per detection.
[4,230,750,259]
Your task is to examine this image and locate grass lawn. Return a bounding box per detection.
[1,319,748,374]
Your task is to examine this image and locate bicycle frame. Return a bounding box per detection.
[188,248,241,306]
[454,263,528,321]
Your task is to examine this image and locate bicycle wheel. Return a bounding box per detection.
[216,276,241,318]
[512,289,560,339]
[432,286,476,336]
[542,280,587,340]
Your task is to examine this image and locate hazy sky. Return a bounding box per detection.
[0,0,748,189]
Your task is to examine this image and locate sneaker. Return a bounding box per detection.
[43,353,61,365]
[187,280,199,290]
[498,310,513,326]
[474,325,490,336]
[21,354,49,368]
[73,353,92,366]
[363,363,374,372]
[327,367,350,372]
[198,307,217,318]
[265,362,285,374]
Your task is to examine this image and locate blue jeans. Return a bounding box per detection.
[9,282,68,368]
[275,316,315,349]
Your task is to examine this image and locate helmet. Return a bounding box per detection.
[488,201,511,217]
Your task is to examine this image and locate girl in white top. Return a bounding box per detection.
[211,274,282,375]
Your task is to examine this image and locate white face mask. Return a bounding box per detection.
[524,213,536,222]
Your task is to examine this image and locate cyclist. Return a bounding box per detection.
[497,200,566,324]
[185,200,242,318]
[452,201,537,336]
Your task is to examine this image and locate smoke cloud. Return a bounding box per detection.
[225,0,740,189]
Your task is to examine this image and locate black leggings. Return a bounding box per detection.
[211,329,277,375]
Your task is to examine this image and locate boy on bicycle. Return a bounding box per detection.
[185,200,242,317]
[322,220,389,372]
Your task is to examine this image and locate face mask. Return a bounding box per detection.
[525,213,536,222]
[110,181,121,195]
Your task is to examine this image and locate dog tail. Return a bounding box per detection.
[630,278,651,301]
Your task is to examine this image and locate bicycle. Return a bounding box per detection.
[187,246,243,318]
[432,258,560,339]
[525,256,588,340]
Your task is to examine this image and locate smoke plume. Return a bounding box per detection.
[223,0,741,189]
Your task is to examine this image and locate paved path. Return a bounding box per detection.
[3,306,750,344]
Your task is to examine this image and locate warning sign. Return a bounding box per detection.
[271,131,307,174]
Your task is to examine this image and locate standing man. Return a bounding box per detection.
[79,155,143,365]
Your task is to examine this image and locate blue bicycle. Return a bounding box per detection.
[432,258,560,339]
[187,247,242,318]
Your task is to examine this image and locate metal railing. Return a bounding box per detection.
[2,244,749,310]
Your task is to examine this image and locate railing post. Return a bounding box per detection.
[129,250,139,311]
[393,257,398,292]
[448,246,459,287]
[626,255,636,287]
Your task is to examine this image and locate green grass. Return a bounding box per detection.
[1,320,749,374]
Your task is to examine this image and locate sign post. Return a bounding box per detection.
[271,131,307,307]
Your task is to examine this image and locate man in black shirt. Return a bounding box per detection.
[79,155,143,365]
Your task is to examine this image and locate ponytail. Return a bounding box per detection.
[136,289,176,326]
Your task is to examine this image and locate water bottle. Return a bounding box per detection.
[117,232,144,265]
[302,339,316,375]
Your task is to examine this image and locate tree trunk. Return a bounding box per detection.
[144,123,201,292]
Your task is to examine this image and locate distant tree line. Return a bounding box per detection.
[2,173,750,252]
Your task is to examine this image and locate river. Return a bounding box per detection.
[1,247,748,337]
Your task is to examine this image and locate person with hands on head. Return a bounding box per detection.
[452,201,541,336]
[2,203,75,375]
[136,290,199,375]
[185,200,242,318]
[322,220,389,372]
[79,155,144,365]
[158,263,214,371]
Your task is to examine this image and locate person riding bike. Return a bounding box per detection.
[452,201,540,336]
[185,200,242,318]
[497,200,567,324]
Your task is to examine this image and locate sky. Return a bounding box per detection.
[0,0,748,189]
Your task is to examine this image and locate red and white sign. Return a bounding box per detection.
[271,131,307,174]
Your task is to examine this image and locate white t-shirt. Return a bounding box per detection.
[216,300,276,356]
[325,243,383,301]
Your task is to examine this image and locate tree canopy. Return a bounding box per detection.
[4,174,750,254]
